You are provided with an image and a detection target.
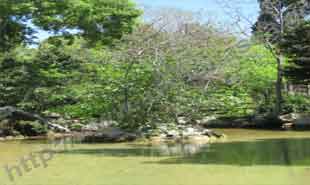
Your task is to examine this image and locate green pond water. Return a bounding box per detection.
[1,129,310,185]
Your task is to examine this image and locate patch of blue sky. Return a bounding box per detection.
[34,0,259,42]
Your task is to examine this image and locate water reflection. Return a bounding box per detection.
[57,138,310,166]
[155,138,310,166]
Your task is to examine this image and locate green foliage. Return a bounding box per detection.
[283,94,310,113]
[0,38,108,112]
[32,0,142,45]
[14,121,47,136]
[1,3,309,131]
[0,0,35,52]
[281,21,310,84]
[254,0,309,44]
[0,0,141,52]
[70,123,84,131]
[223,44,277,115]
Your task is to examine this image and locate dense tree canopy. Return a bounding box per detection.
[0,0,141,51]
[31,0,142,45]
[282,21,310,84]
[0,0,34,51]
[254,0,309,43]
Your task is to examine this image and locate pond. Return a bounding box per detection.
[1,129,310,185]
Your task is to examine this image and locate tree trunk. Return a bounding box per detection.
[274,54,284,117]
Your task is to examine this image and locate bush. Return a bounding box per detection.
[70,123,84,131]
[14,121,48,136]
[283,94,310,113]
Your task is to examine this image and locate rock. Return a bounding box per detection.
[43,111,62,119]
[282,123,294,130]
[158,125,169,133]
[166,130,179,138]
[82,120,117,132]
[48,113,62,119]
[202,129,224,138]
[182,127,195,136]
[196,116,217,124]
[82,124,99,132]
[294,114,310,126]
[72,119,81,124]
[177,117,188,124]
[82,127,137,143]
[48,123,70,133]
[279,114,297,123]
[101,127,126,138]
[279,113,310,128]
[182,127,202,137]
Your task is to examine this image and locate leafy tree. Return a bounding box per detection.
[0,38,106,112]
[0,0,34,52]
[0,0,141,52]
[32,0,142,45]
[254,0,309,116]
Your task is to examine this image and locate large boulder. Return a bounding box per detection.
[48,123,70,133]
[279,113,310,129]
[293,114,310,127]
[82,127,137,143]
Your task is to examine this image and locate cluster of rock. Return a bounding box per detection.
[196,114,310,129]
[75,117,225,143]
[43,112,71,133]
[68,120,137,143]
[0,107,225,143]
[142,123,225,144]
[82,127,137,143]
[279,113,310,130]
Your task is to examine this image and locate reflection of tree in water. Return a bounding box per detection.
[280,140,291,166]
[156,143,210,156]
[155,138,310,166]
[58,138,310,166]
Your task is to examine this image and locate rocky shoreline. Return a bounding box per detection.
[1,108,310,143]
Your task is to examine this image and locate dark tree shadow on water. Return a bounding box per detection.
[57,138,310,166]
[150,138,310,166]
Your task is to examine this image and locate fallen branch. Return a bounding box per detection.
[0,106,70,133]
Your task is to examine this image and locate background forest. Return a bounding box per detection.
[0,0,310,137]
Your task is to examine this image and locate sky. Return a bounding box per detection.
[136,0,258,15]
[35,0,260,42]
